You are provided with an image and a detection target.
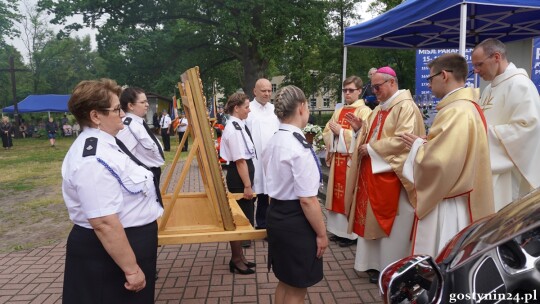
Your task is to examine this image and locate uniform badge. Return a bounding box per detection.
[232,121,242,130]
[83,137,98,157]
[293,132,311,148]
[123,117,132,125]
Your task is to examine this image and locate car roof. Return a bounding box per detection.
[449,188,540,270]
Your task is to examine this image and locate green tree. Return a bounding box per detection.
[18,0,55,92]
[368,0,404,14]
[0,0,20,46]
[0,47,32,109]
[345,0,415,92]
[36,36,107,93]
[39,0,362,98]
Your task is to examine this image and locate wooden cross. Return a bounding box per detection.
[0,56,30,135]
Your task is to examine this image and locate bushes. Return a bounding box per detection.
[310,111,333,126]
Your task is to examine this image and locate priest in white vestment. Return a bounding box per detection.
[345,67,425,284]
[246,78,280,229]
[402,54,495,258]
[472,38,540,212]
[322,76,371,247]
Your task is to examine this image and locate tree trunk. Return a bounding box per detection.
[240,42,268,100]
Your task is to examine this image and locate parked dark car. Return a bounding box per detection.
[379,188,540,303]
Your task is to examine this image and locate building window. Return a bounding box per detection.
[310,98,317,109]
[323,98,330,108]
[272,84,277,93]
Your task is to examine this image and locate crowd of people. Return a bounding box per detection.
[3,36,535,303]
[0,114,86,150]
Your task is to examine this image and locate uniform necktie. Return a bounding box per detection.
[115,138,148,169]
[309,146,323,186]
[244,125,257,158]
[245,125,254,142]
[143,121,164,159]
[283,129,323,187]
[115,137,163,207]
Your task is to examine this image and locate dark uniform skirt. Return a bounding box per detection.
[62,221,158,304]
[267,199,323,288]
[226,159,255,225]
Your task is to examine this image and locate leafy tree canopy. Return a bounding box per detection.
[39,0,366,99]
[0,0,20,46]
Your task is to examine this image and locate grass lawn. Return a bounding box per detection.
[0,134,186,253]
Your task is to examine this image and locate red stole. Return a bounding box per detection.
[353,109,401,237]
[329,107,356,214]
[471,101,488,132]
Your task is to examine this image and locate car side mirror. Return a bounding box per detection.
[379,255,444,304]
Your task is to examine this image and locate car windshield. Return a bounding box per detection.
[449,189,540,270]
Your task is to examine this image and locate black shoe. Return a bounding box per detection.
[229,260,255,275]
[244,261,256,268]
[241,240,251,248]
[329,235,341,242]
[367,270,380,284]
[338,238,357,247]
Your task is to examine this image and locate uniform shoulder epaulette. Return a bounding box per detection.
[292,132,311,148]
[83,137,98,157]
[232,121,242,130]
[123,117,132,126]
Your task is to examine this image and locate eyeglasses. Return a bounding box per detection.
[371,80,389,91]
[342,88,359,93]
[99,106,123,116]
[472,54,494,69]
[134,100,149,105]
[426,70,453,83]
[426,70,454,83]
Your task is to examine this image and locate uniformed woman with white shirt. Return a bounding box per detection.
[262,85,328,304]
[61,79,163,304]
[220,92,257,275]
[116,87,165,204]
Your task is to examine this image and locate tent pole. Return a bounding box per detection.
[342,46,348,104]
[459,3,467,56]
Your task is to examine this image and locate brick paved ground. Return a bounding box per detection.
[0,157,383,304]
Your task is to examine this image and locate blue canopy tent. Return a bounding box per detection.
[2,95,70,113]
[345,0,540,50]
[341,0,540,90]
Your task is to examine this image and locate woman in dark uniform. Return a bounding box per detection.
[261,85,328,303]
[220,92,257,275]
[61,79,163,303]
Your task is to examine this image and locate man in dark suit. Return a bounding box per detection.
[217,105,227,126]
[159,109,172,151]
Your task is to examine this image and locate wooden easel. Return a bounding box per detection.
[157,67,266,245]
